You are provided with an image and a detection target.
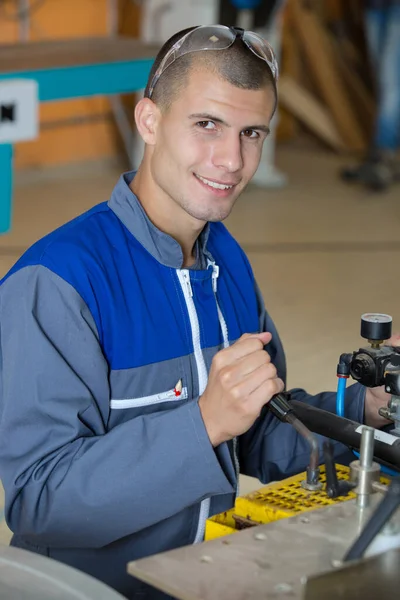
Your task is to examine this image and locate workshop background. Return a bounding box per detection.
[0,0,399,547]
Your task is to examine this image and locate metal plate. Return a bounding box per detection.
[304,548,400,600]
[0,545,125,600]
[128,498,386,600]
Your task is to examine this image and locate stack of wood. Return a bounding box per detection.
[277,0,375,154]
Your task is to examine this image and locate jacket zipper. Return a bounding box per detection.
[211,264,229,349]
[176,269,210,544]
[211,263,240,496]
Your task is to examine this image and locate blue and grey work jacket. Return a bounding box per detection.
[0,172,364,599]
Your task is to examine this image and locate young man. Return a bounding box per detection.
[0,25,394,599]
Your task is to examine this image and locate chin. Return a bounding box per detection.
[206,209,233,223]
[191,206,234,223]
[182,190,239,223]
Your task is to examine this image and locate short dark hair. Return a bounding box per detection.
[144,26,278,113]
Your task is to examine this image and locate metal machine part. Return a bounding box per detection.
[344,477,400,562]
[348,344,400,391]
[325,427,400,563]
[379,361,400,436]
[286,413,322,491]
[268,393,322,490]
[349,345,398,388]
[324,426,387,507]
[339,313,400,437]
[323,441,355,498]
[289,400,400,470]
[127,495,399,600]
[126,419,399,599]
[386,396,400,436]
[360,313,392,346]
[350,426,381,508]
[303,547,400,600]
[0,545,125,600]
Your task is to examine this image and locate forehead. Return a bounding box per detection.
[169,67,275,123]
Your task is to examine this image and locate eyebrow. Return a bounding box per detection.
[188,113,270,135]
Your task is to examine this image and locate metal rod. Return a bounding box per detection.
[286,413,320,488]
[287,413,319,472]
[360,426,375,469]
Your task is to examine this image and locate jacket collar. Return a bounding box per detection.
[108,171,211,269]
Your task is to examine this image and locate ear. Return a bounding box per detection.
[134,97,160,145]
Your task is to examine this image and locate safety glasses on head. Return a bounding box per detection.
[146,25,279,99]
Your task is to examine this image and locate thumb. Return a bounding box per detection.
[252,331,272,346]
[239,332,273,345]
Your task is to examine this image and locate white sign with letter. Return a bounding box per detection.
[0,79,38,144]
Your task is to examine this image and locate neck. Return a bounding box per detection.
[130,159,205,267]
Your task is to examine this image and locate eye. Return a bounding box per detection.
[196,121,216,130]
[241,129,259,139]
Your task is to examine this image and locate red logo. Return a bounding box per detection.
[174,379,182,397]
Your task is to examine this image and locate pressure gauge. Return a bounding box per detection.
[361,313,392,341]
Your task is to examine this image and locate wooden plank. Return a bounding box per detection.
[329,34,375,136]
[278,75,345,151]
[291,1,366,151]
[0,37,159,73]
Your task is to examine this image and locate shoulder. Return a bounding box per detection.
[1,202,119,287]
[0,202,123,342]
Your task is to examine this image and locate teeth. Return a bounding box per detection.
[196,174,233,190]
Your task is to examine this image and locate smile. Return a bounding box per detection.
[194,174,235,191]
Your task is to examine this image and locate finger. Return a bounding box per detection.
[221,350,272,388]
[231,361,278,400]
[216,336,271,368]
[237,348,272,373]
[250,377,285,413]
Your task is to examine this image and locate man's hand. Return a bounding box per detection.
[198,332,284,447]
[364,334,400,428]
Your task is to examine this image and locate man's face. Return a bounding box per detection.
[149,67,276,223]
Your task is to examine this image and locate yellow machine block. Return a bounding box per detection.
[205,465,390,541]
[205,508,237,541]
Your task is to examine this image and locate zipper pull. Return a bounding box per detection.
[212,264,220,293]
[183,271,193,297]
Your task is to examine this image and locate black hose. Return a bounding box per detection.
[344,478,400,562]
[290,400,400,471]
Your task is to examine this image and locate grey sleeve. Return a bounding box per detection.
[238,281,365,482]
[0,266,233,548]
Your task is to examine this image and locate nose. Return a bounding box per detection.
[212,133,244,173]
